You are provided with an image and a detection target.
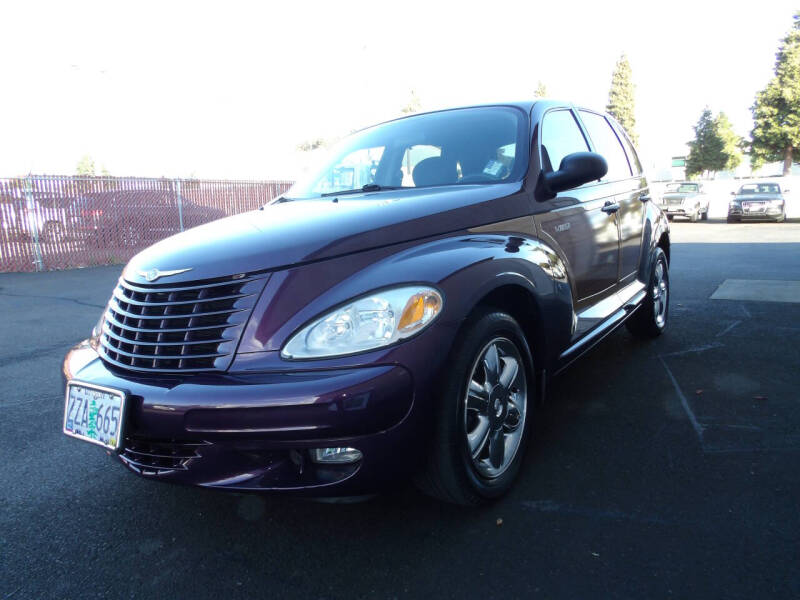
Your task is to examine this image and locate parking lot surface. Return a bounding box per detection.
[1,221,799,599]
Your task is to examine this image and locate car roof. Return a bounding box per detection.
[371,99,609,129]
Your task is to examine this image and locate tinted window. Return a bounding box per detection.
[738,183,780,194]
[667,183,699,193]
[613,122,643,174]
[541,110,589,172]
[312,147,385,194]
[579,111,632,180]
[287,106,528,198]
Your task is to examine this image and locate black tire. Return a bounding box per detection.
[666,214,674,222]
[415,310,534,506]
[726,216,739,223]
[626,247,669,339]
[702,207,709,221]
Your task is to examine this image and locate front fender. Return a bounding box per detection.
[234,232,571,371]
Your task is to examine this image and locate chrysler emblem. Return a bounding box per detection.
[138,267,192,282]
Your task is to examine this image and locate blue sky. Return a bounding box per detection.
[0,0,796,178]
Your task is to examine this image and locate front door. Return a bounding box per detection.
[577,111,649,287]
[535,108,620,307]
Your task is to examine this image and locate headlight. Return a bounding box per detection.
[770,199,784,207]
[281,286,443,359]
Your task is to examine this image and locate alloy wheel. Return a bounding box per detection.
[653,260,668,327]
[463,337,527,479]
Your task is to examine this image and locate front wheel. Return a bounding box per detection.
[626,247,669,339]
[415,310,534,506]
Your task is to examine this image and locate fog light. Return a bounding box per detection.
[310,447,363,464]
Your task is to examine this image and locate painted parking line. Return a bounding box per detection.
[710,279,800,303]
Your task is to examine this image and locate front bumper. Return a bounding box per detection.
[63,342,426,496]
[728,207,784,221]
[660,204,694,216]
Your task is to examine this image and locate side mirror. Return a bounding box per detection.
[730,191,736,195]
[536,152,608,201]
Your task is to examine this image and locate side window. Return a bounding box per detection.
[613,123,643,175]
[401,145,441,187]
[579,111,632,181]
[541,110,590,172]
[312,146,385,193]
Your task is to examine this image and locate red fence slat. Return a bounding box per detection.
[0,175,293,272]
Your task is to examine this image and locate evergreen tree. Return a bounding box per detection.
[606,54,637,145]
[751,12,800,175]
[400,90,422,115]
[686,108,743,177]
[715,112,743,171]
[76,155,95,176]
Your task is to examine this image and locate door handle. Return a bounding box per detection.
[601,201,620,214]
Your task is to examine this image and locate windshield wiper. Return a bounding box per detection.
[320,184,400,197]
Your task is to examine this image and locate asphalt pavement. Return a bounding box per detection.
[1,220,799,599]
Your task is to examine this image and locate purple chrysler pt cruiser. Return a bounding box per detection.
[63,101,670,505]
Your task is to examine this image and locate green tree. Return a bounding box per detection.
[606,54,637,145]
[686,108,743,177]
[534,81,548,98]
[400,89,421,115]
[751,12,800,175]
[715,112,743,171]
[296,138,327,152]
[76,154,95,176]
[686,108,718,178]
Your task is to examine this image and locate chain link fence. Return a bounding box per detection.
[0,176,293,272]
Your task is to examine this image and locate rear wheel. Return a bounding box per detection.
[626,247,669,339]
[416,310,534,506]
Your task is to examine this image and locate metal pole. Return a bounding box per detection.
[175,179,184,232]
[25,175,44,271]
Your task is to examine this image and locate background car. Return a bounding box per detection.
[727,181,786,222]
[658,181,710,222]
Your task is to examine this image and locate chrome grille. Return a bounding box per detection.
[98,274,267,373]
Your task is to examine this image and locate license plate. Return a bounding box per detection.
[743,203,764,213]
[63,381,126,450]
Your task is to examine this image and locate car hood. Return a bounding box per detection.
[124,182,527,282]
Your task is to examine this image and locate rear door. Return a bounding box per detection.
[535,108,620,308]
[578,110,645,285]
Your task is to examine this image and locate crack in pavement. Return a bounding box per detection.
[0,291,105,309]
[0,341,77,369]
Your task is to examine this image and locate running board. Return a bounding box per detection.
[559,284,647,364]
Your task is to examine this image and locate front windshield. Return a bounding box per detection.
[666,183,698,193]
[737,183,780,195]
[285,106,528,199]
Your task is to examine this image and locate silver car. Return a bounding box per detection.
[658,182,710,222]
